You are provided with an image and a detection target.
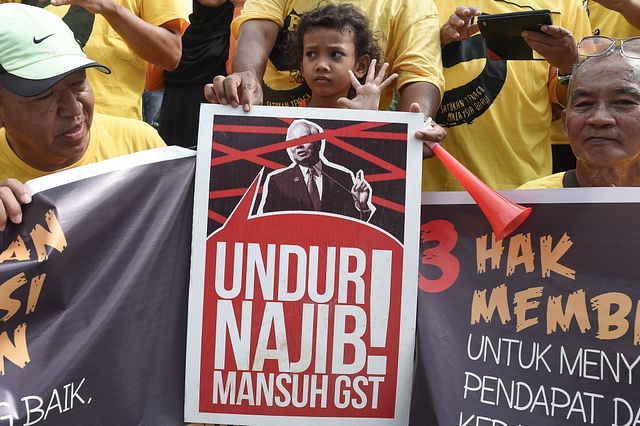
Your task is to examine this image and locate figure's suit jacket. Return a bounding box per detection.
[261,163,369,221]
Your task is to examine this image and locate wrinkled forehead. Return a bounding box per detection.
[571,55,640,96]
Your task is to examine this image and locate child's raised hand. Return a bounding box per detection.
[337,59,398,110]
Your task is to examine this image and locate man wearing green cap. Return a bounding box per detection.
[0,3,165,230]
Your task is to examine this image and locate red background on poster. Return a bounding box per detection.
[199,177,405,417]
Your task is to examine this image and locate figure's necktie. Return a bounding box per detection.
[307,167,322,211]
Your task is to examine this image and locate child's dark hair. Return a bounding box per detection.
[282,2,383,87]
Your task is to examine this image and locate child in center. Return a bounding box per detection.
[282,2,397,110]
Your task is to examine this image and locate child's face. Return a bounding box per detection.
[300,27,368,105]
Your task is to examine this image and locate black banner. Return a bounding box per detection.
[0,151,195,425]
[413,191,640,426]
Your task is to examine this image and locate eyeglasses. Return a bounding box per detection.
[577,36,640,59]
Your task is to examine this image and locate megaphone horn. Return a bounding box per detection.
[425,133,531,241]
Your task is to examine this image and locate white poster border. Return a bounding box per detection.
[185,104,424,425]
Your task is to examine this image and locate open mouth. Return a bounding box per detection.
[60,123,84,139]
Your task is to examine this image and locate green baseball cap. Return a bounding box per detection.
[0,3,110,97]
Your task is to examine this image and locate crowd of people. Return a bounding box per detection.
[0,2,640,426]
[1,0,640,221]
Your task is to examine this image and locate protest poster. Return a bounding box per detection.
[413,188,640,426]
[185,105,423,425]
[0,147,196,425]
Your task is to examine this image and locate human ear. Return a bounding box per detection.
[354,54,370,79]
[561,108,568,139]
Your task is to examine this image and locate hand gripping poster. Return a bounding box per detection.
[413,188,640,426]
[185,105,423,425]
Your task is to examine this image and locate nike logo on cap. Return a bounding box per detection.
[33,34,54,44]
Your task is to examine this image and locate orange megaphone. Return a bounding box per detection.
[429,142,532,241]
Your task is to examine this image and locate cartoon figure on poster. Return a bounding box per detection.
[258,119,376,221]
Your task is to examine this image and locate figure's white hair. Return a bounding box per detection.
[286,119,324,141]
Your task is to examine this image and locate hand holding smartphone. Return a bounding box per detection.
[478,9,553,60]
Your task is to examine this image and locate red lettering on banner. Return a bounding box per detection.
[418,220,460,293]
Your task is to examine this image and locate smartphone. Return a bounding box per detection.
[477,9,553,60]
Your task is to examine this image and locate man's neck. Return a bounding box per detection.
[576,161,640,187]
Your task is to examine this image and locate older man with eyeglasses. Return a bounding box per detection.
[519,36,640,188]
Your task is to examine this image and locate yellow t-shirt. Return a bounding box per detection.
[24,0,189,120]
[518,171,565,189]
[232,0,445,110]
[586,0,640,38]
[0,114,166,182]
[423,0,591,191]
